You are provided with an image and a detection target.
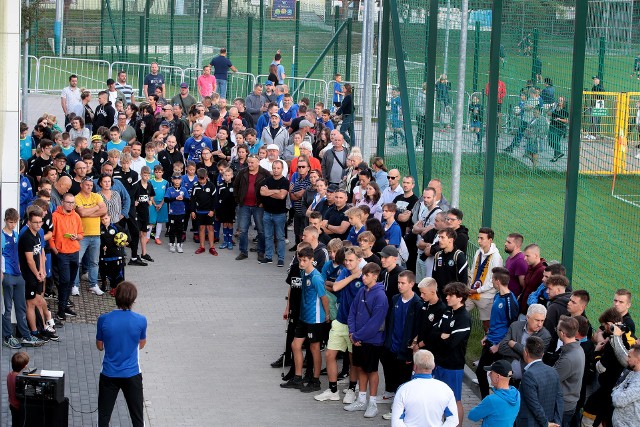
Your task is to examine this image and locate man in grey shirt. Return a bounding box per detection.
[321,133,349,186]
[554,315,584,427]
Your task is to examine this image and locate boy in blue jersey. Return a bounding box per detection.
[281,246,330,392]
[345,207,365,246]
[181,161,198,241]
[164,175,188,253]
[20,123,34,161]
[381,203,402,248]
[315,246,366,403]
[345,261,388,418]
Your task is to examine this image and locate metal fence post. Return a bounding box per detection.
[258,0,264,74]
[345,18,352,81]
[100,0,105,59]
[376,0,390,157]
[562,0,589,282]
[121,0,126,61]
[481,0,504,228]
[421,0,439,188]
[247,17,253,73]
[144,0,150,63]
[294,0,300,87]
[139,16,146,97]
[227,0,232,56]
[598,36,606,80]
[169,0,175,66]
[333,6,339,76]
[473,20,480,93]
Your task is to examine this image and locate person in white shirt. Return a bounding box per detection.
[391,350,458,427]
[380,169,403,205]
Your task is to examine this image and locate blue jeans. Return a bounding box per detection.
[2,274,31,339]
[263,211,286,262]
[58,252,79,313]
[340,114,354,146]
[76,236,100,287]
[237,205,264,255]
[217,79,228,100]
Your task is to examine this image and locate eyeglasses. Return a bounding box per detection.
[387,176,399,180]
[297,165,308,169]
[29,220,43,225]
[445,217,459,222]
[63,201,76,205]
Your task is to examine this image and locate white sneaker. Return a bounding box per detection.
[71,286,80,296]
[344,400,367,411]
[343,388,357,404]
[363,401,378,418]
[177,243,184,253]
[89,286,104,296]
[314,388,340,401]
[382,411,392,420]
[80,272,89,281]
[169,243,176,253]
[381,391,395,402]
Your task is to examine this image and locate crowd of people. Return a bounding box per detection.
[3,54,639,427]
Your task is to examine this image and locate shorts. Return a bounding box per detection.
[471,120,481,129]
[137,218,149,231]
[327,320,352,353]
[434,366,463,401]
[352,343,382,373]
[196,213,214,226]
[25,280,43,300]
[294,321,329,343]
[465,296,493,321]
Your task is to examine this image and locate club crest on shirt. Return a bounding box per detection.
[109,228,115,235]
[498,303,503,309]
[450,320,455,327]
[448,260,454,266]
[429,313,434,322]
[306,279,311,287]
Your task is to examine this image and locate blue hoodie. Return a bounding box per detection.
[468,386,520,427]
[347,282,388,345]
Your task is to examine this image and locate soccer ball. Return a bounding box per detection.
[114,232,128,247]
[513,106,521,115]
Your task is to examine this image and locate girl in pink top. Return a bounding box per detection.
[197,65,217,99]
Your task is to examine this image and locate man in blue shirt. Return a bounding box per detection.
[96,281,147,427]
[469,359,521,426]
[281,246,329,392]
[209,48,238,100]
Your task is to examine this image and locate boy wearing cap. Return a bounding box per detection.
[468,359,521,426]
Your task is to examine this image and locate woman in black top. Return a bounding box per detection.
[196,147,218,182]
[366,217,387,254]
[336,83,354,146]
[267,64,279,86]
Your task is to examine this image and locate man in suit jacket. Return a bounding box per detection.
[498,304,552,380]
[516,336,563,427]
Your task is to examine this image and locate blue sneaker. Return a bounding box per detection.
[227,242,234,250]
[219,242,228,249]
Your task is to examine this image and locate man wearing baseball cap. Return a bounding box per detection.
[259,144,288,177]
[106,78,125,106]
[468,359,521,426]
[171,82,197,115]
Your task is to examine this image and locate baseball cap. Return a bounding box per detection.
[54,153,67,160]
[299,119,313,128]
[266,144,280,151]
[592,75,601,80]
[171,175,182,180]
[483,360,513,377]
[106,78,115,85]
[265,81,274,86]
[91,134,103,142]
[160,120,171,127]
[327,184,339,193]
[180,82,188,88]
[378,245,399,258]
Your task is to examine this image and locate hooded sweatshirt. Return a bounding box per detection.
[50,205,84,254]
[348,282,389,346]
[468,385,521,427]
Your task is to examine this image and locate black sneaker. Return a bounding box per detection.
[300,380,321,393]
[141,254,154,262]
[258,257,272,264]
[53,318,64,328]
[66,299,75,308]
[277,260,285,267]
[337,371,349,380]
[34,332,50,342]
[129,258,148,266]
[281,370,294,381]
[289,246,297,252]
[42,329,59,342]
[280,377,304,389]
[44,291,57,299]
[271,354,285,368]
[235,253,248,261]
[64,308,77,317]
[56,310,67,321]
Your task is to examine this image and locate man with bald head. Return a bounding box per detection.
[230,118,245,145]
[380,169,403,204]
[51,175,73,210]
[427,178,450,211]
[222,106,249,131]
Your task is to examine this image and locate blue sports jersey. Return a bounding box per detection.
[334,269,364,325]
[107,140,127,152]
[299,268,327,324]
[487,292,519,344]
[20,135,33,160]
[278,105,299,124]
[333,82,343,103]
[165,186,188,216]
[1,229,21,275]
[347,225,365,246]
[181,174,197,197]
[184,137,213,162]
[97,310,147,378]
[383,220,402,247]
[61,145,75,157]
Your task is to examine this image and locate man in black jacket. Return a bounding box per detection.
[431,228,468,300]
[377,245,405,308]
[233,156,269,261]
[191,168,218,256]
[157,135,184,175]
[93,91,116,134]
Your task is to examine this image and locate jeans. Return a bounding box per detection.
[263,211,286,261]
[293,213,307,245]
[340,114,354,146]
[237,205,264,255]
[2,274,31,339]
[217,79,228,100]
[476,340,501,398]
[98,373,144,427]
[58,252,79,313]
[75,236,100,287]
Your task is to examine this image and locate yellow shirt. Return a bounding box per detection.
[75,192,103,236]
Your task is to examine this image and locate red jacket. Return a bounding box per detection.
[50,206,84,254]
[520,257,547,314]
[485,80,506,104]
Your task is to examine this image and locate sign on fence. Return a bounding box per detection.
[271,0,296,19]
[592,99,608,117]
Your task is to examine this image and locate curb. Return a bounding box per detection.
[463,364,481,399]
